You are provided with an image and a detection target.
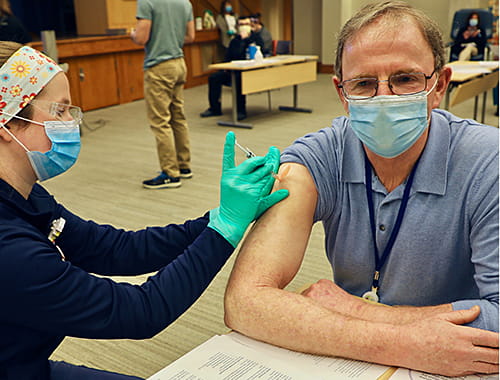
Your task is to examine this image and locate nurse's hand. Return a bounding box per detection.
[208,131,289,247]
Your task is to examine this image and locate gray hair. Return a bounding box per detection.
[334,1,445,80]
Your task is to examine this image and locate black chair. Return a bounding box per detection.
[449,8,494,62]
[272,40,292,56]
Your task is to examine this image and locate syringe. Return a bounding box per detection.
[235,140,280,181]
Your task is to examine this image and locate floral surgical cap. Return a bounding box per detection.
[0,46,62,125]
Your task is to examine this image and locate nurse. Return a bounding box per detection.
[0,42,288,379]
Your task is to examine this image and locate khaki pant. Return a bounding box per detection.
[144,58,191,178]
[458,43,478,61]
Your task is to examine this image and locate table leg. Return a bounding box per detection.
[481,91,487,124]
[278,85,313,113]
[473,95,479,121]
[217,71,252,129]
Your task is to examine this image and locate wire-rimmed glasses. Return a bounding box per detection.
[338,70,436,100]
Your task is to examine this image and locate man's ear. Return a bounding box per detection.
[333,76,349,113]
[431,66,452,109]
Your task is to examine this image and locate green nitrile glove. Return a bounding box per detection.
[208,131,289,247]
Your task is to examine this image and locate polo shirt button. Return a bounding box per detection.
[379,224,386,231]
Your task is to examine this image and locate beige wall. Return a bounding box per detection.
[292,0,323,55]
[293,0,494,66]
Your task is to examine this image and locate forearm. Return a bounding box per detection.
[225,283,404,366]
[340,295,453,324]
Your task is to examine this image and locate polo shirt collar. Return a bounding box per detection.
[341,110,450,195]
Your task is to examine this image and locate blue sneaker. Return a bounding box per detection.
[179,168,193,179]
[142,172,181,189]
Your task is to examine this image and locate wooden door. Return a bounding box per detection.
[116,50,145,104]
[74,55,119,111]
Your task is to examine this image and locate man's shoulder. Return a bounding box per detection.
[433,109,498,140]
[282,117,351,161]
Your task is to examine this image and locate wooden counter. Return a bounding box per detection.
[31,30,220,111]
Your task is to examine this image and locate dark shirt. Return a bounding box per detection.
[0,180,233,380]
[0,14,31,44]
[255,26,273,57]
[224,32,265,62]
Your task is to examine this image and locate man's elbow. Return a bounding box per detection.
[224,282,254,332]
[185,34,195,44]
[223,289,241,330]
[134,36,148,46]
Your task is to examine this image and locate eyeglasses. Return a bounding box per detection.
[27,99,83,124]
[338,70,436,100]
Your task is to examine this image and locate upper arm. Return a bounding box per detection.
[185,20,195,44]
[226,163,318,293]
[132,18,152,46]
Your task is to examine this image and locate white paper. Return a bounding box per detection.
[390,367,499,380]
[147,332,390,380]
[450,65,492,74]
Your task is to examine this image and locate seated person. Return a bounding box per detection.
[451,11,487,61]
[200,16,264,121]
[250,13,272,57]
[224,1,499,377]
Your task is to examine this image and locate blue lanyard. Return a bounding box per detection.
[363,153,421,301]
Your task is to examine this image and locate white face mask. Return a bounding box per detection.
[239,25,251,35]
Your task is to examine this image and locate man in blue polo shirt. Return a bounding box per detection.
[224,1,498,377]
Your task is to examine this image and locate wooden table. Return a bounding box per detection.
[445,61,499,123]
[208,55,318,128]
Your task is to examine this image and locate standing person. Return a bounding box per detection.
[451,11,488,61]
[224,1,499,377]
[216,1,238,58]
[131,0,194,189]
[250,13,272,57]
[0,0,31,44]
[200,16,265,121]
[0,41,288,380]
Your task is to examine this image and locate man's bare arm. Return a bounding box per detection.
[130,18,151,46]
[184,20,195,44]
[224,163,499,376]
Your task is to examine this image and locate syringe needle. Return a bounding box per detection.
[234,140,280,181]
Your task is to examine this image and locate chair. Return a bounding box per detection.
[272,40,292,56]
[449,8,494,62]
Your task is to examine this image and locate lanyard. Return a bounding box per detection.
[362,153,420,302]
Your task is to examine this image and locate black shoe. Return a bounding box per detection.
[237,112,247,121]
[179,168,193,179]
[143,172,181,189]
[200,108,222,117]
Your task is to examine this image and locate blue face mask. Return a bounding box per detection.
[348,92,429,158]
[225,5,233,13]
[3,119,81,181]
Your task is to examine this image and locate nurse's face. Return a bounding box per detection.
[10,72,73,154]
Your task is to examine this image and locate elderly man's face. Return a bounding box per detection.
[334,17,449,117]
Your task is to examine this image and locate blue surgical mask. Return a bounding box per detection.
[469,19,478,27]
[225,5,233,13]
[347,92,429,158]
[2,119,81,181]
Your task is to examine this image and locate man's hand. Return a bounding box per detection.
[301,279,361,314]
[397,307,499,376]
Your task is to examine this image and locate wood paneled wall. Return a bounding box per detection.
[191,0,261,18]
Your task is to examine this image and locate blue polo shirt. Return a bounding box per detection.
[281,109,499,332]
